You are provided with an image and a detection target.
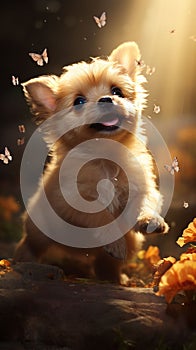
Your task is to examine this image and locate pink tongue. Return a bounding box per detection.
[101,117,119,126]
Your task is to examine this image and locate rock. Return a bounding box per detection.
[0,262,195,350]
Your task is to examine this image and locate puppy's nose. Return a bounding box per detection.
[98,97,113,104]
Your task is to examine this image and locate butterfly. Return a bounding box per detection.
[0,147,12,164]
[17,138,25,146]
[93,12,106,28]
[164,157,179,175]
[29,48,48,66]
[146,65,156,76]
[183,201,189,209]
[18,124,25,133]
[153,104,161,114]
[12,75,19,86]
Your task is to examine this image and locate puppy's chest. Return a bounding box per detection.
[77,160,128,213]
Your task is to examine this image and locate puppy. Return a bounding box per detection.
[14,42,169,282]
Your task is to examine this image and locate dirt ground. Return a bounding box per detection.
[0,262,195,350]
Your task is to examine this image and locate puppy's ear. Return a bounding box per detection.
[109,42,141,79]
[22,75,59,122]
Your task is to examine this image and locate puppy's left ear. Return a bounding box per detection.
[109,42,141,79]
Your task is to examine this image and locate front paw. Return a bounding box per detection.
[135,215,169,234]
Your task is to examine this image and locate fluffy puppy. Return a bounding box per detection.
[14,42,169,282]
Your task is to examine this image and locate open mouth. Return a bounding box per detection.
[89,115,123,132]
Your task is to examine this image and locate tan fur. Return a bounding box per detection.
[14,42,169,282]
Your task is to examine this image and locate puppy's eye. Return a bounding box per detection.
[111,86,124,98]
[73,96,87,106]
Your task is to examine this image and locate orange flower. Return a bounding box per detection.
[0,259,11,268]
[0,259,12,276]
[180,252,196,262]
[144,245,161,266]
[157,260,196,303]
[153,256,176,290]
[176,218,196,247]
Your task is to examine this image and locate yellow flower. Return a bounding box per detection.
[176,218,196,247]
[157,260,196,303]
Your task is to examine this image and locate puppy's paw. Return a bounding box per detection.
[135,215,169,234]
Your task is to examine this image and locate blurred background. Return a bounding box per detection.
[0,0,195,259]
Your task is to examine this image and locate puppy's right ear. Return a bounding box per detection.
[22,75,59,122]
[109,42,141,80]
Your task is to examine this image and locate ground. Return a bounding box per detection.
[0,262,195,350]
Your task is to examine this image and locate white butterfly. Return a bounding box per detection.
[164,157,179,175]
[12,75,19,86]
[29,48,48,66]
[93,12,106,28]
[0,147,12,164]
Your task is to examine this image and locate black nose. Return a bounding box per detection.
[98,97,113,104]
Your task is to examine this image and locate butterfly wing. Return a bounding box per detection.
[18,125,25,133]
[17,138,25,146]
[5,147,12,161]
[29,53,44,66]
[36,58,44,66]
[100,11,106,27]
[3,158,9,164]
[12,76,17,85]
[93,15,101,28]
[5,147,10,157]
[0,151,8,164]
[172,157,179,172]
[164,164,173,175]
[170,168,175,175]
[42,48,48,64]
[29,52,41,61]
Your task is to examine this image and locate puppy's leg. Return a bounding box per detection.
[93,249,123,283]
[14,235,37,262]
[135,190,169,234]
[14,215,54,262]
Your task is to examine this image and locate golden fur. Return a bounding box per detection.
[14,42,169,282]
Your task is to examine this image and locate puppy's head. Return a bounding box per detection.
[23,42,146,148]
